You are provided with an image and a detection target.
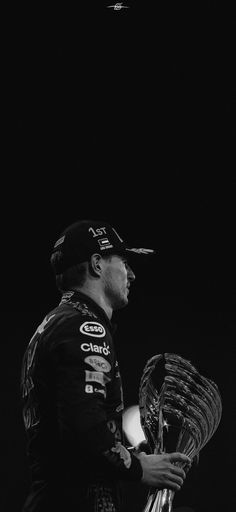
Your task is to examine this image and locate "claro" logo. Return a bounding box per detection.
[79,321,106,338]
[81,341,110,356]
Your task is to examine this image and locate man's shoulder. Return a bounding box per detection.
[40,296,110,346]
[37,300,113,366]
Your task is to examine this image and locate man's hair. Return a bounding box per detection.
[50,251,114,293]
[50,251,87,292]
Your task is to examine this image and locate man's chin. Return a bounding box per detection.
[113,296,129,311]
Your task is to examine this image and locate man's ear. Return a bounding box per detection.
[89,254,102,277]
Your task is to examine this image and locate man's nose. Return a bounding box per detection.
[127,265,135,281]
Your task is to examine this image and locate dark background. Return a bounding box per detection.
[3,2,236,511]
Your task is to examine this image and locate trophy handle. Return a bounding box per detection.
[143,489,175,512]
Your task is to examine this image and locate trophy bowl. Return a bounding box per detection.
[137,353,222,512]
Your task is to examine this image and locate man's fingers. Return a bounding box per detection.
[170,464,186,479]
[164,478,182,492]
[168,452,191,464]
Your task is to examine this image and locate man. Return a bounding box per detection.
[21,219,190,511]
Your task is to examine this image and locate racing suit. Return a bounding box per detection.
[21,290,143,511]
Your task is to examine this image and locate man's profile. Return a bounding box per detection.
[21,220,190,511]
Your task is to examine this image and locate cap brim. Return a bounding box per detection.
[125,247,157,256]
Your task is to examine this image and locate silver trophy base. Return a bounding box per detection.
[143,489,174,512]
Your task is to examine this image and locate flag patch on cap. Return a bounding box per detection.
[98,238,114,250]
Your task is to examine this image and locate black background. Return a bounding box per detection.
[3,2,236,511]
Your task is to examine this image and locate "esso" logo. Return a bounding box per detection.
[80,321,106,338]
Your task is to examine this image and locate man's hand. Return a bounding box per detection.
[138,452,191,491]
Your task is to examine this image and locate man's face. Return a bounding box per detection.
[101,255,135,310]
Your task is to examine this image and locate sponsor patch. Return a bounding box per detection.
[81,341,110,356]
[85,355,111,373]
[80,321,106,338]
[85,370,109,386]
[85,384,94,393]
[85,383,106,397]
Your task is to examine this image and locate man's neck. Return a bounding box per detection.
[73,284,113,320]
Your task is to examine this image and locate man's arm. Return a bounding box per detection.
[49,318,190,487]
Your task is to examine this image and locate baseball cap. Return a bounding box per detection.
[51,219,156,274]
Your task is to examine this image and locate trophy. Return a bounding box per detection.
[138,353,222,512]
